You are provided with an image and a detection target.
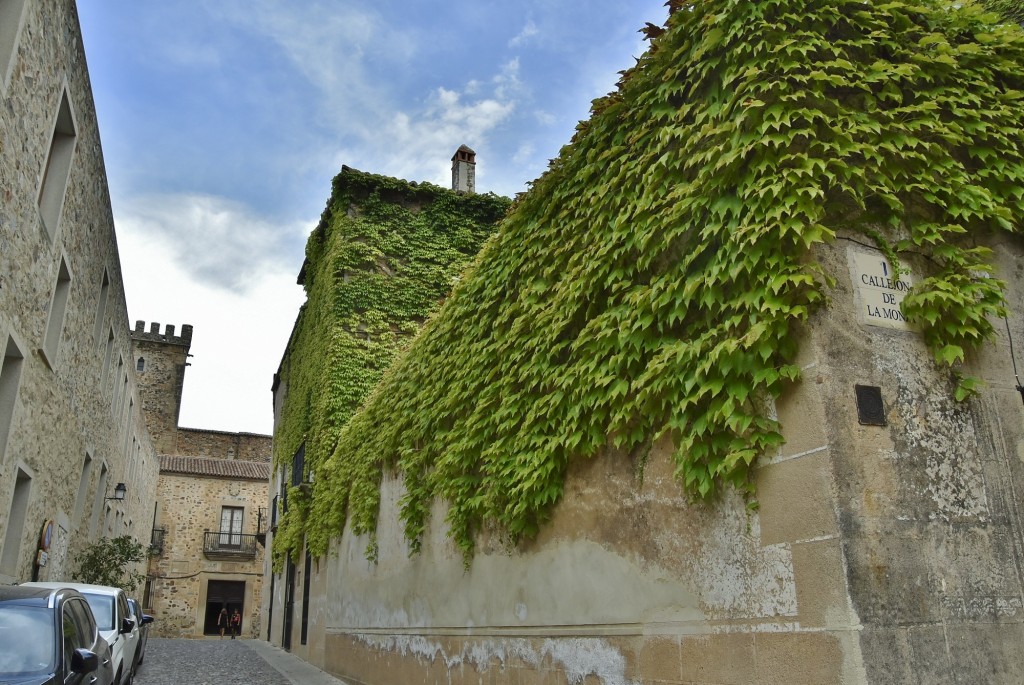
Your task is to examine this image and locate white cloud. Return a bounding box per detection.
[327,58,522,190]
[509,19,539,48]
[116,193,310,294]
[493,58,522,101]
[534,110,556,126]
[117,214,307,434]
[205,0,418,140]
[512,142,535,164]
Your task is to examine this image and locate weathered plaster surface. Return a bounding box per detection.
[817,240,1024,684]
[294,435,820,683]
[270,235,1024,685]
[351,634,637,685]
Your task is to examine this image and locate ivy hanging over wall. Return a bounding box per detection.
[275,0,1024,566]
[271,168,510,565]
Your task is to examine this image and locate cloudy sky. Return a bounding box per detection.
[75,0,667,435]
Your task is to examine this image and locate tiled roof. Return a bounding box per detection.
[160,455,270,481]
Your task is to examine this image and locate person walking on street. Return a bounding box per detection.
[230,608,241,639]
[217,606,228,638]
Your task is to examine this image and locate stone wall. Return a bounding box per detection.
[149,468,268,638]
[266,239,1024,684]
[130,321,192,455]
[0,0,158,585]
[816,237,1024,683]
[175,428,271,462]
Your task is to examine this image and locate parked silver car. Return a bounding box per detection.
[125,598,153,670]
[22,583,140,685]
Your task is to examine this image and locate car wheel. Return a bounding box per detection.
[124,665,135,685]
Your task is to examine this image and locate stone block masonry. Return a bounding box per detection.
[149,462,269,639]
[0,0,159,585]
[175,428,271,462]
[131,321,192,455]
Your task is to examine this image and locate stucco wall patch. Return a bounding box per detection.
[873,340,989,522]
[347,633,639,685]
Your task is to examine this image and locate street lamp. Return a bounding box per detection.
[106,482,127,501]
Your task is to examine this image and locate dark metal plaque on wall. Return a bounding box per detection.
[855,384,886,426]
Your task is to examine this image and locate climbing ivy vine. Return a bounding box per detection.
[271,168,509,567]
[981,0,1024,26]
[275,0,1024,566]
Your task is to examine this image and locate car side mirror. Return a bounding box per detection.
[141,614,154,625]
[71,648,98,674]
[120,617,136,634]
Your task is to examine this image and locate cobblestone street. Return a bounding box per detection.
[134,638,347,685]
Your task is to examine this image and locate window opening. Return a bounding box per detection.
[1,466,32,576]
[0,0,28,89]
[300,551,311,645]
[42,257,72,365]
[292,444,305,487]
[93,270,109,346]
[0,336,24,464]
[101,328,114,389]
[73,452,93,527]
[219,506,244,547]
[91,464,108,536]
[38,90,77,242]
[121,399,133,458]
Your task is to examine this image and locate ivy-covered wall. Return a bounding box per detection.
[271,167,509,561]
[983,0,1024,26]
[275,0,1024,567]
[266,1,1024,682]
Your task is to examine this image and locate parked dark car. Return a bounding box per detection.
[125,598,153,669]
[0,585,114,685]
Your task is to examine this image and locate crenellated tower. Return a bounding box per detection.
[129,321,193,454]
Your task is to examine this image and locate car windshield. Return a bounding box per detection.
[0,604,56,676]
[81,592,116,631]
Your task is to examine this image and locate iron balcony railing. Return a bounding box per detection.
[202,531,259,559]
[150,527,165,555]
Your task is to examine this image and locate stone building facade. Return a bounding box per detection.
[128,321,272,638]
[0,0,159,586]
[148,455,269,639]
[175,428,272,463]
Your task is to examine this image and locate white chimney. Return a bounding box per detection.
[451,145,476,194]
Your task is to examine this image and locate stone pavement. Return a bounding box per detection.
[134,637,350,685]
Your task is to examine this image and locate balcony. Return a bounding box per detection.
[255,507,267,548]
[150,527,165,555]
[202,532,259,560]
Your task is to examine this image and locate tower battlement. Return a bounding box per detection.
[130,320,193,346]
